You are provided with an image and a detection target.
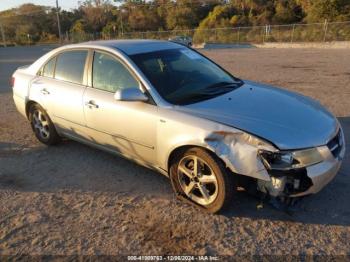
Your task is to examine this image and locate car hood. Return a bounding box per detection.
[176,81,338,150]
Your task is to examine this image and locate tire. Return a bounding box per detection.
[28,103,61,145]
[170,147,236,213]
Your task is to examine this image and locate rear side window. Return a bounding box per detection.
[42,57,56,78]
[55,50,87,85]
[92,51,138,93]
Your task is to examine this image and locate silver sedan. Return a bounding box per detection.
[11,40,345,213]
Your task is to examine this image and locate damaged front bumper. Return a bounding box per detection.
[289,147,343,197]
[206,128,345,198]
[257,146,344,197]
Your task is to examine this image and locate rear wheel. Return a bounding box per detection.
[29,104,61,145]
[170,147,236,213]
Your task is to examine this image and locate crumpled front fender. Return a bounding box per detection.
[205,132,276,181]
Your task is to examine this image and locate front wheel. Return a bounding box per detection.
[28,103,61,145]
[170,147,236,213]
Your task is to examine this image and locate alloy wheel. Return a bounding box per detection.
[177,155,219,206]
[32,109,50,140]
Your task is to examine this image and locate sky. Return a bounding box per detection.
[0,0,80,11]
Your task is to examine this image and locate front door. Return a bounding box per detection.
[83,51,158,164]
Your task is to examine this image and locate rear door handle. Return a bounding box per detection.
[33,79,44,85]
[40,88,50,95]
[85,100,99,109]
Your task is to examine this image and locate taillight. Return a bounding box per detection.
[10,77,15,88]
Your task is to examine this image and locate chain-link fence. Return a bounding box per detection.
[1,21,350,46]
[67,21,350,45]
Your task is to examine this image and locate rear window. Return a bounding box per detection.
[55,50,87,85]
[42,57,56,78]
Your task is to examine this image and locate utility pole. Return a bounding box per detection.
[56,0,62,43]
[120,11,124,37]
[0,18,6,47]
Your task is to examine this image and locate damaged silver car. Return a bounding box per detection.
[12,40,345,213]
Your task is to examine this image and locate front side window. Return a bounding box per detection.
[92,51,138,93]
[55,50,87,85]
[130,48,243,105]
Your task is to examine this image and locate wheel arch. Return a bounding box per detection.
[167,144,226,174]
[25,100,40,119]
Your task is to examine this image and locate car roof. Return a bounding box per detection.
[76,39,182,55]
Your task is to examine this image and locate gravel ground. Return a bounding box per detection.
[0,46,349,258]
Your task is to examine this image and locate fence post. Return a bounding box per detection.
[237,27,240,44]
[264,24,270,43]
[0,19,6,47]
[323,19,328,42]
[290,24,295,43]
[262,26,265,43]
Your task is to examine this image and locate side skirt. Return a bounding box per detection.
[60,131,169,178]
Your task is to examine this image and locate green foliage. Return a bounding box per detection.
[102,21,119,37]
[126,3,161,31]
[303,0,350,22]
[71,19,86,34]
[79,0,115,32]
[0,0,349,45]
[273,0,303,24]
[0,4,57,44]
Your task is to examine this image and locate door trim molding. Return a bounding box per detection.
[55,115,155,149]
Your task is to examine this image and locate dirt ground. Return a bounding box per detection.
[0,46,349,257]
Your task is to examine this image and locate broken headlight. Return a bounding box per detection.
[259,147,324,170]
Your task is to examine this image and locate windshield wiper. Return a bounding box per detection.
[173,93,214,105]
[173,86,236,104]
[204,81,242,90]
[170,81,243,105]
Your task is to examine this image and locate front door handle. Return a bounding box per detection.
[40,88,50,95]
[85,100,99,109]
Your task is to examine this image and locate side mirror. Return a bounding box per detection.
[114,88,148,102]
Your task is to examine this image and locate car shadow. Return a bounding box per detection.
[0,139,171,198]
[0,117,349,226]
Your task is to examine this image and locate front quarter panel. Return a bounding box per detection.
[157,108,218,172]
[156,107,272,181]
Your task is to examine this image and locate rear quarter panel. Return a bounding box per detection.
[12,68,35,118]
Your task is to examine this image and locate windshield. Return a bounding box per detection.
[130,48,243,105]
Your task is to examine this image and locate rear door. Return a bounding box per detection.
[30,56,57,114]
[48,50,89,129]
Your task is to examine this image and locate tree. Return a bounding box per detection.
[196,4,236,29]
[273,0,303,24]
[79,0,115,33]
[165,0,221,30]
[1,0,349,45]
[126,2,161,31]
[0,4,60,44]
[303,0,350,22]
